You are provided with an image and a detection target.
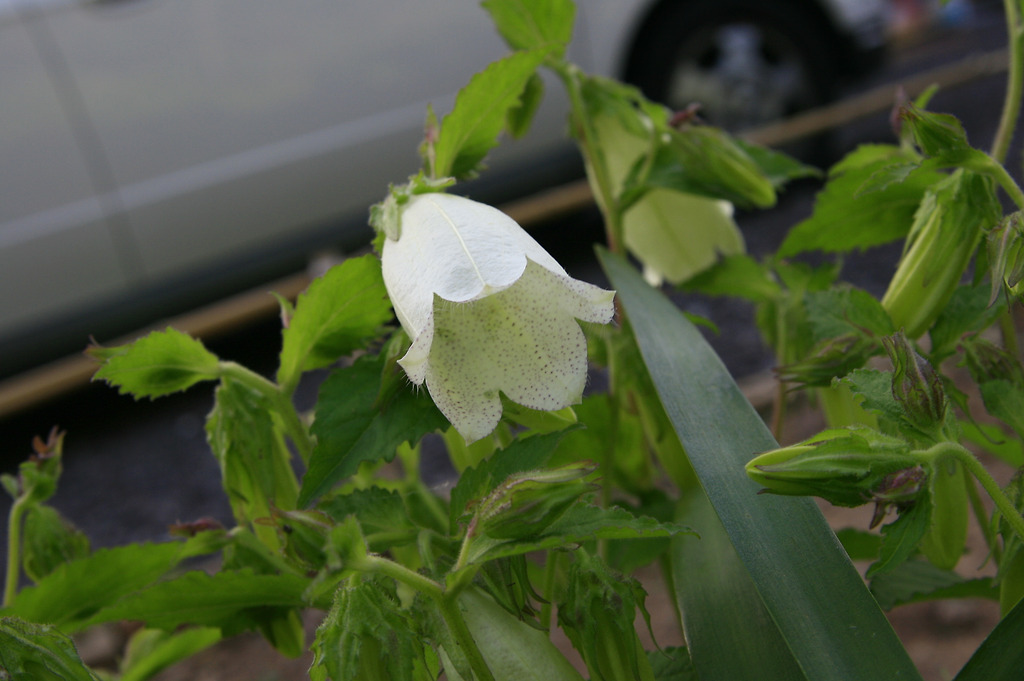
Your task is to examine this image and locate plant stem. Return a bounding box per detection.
[991,0,1024,165]
[918,442,1024,543]
[539,550,562,631]
[3,497,26,607]
[436,593,498,681]
[359,554,444,598]
[219,361,315,464]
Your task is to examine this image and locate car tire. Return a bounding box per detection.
[625,0,840,136]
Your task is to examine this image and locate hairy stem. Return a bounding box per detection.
[918,442,1024,543]
[991,0,1024,165]
[3,497,26,607]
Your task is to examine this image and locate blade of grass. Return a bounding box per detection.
[953,595,1024,680]
[601,249,922,680]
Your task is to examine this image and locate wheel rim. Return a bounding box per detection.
[663,22,814,130]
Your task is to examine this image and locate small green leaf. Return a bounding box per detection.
[80,569,308,633]
[647,647,699,681]
[929,284,1007,360]
[805,286,894,342]
[119,627,222,681]
[464,502,692,565]
[778,144,944,257]
[867,496,931,578]
[0,616,101,681]
[449,428,577,532]
[207,378,298,549]
[5,540,217,632]
[433,48,549,179]
[319,487,414,546]
[276,255,392,390]
[89,328,221,398]
[300,353,447,506]
[870,559,997,611]
[682,255,781,304]
[482,0,575,55]
[21,505,90,582]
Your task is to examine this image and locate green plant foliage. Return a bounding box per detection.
[0,616,102,681]
[276,254,392,391]
[88,327,221,398]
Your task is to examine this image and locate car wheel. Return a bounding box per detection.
[626,0,839,132]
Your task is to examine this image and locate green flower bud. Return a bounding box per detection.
[472,462,598,540]
[986,212,1024,300]
[776,334,878,388]
[881,170,1001,338]
[898,103,970,158]
[882,331,948,433]
[746,427,920,507]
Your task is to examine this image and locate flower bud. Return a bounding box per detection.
[379,192,615,443]
[746,427,920,507]
[882,331,948,434]
[471,462,597,540]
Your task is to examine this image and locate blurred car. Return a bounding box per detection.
[0,0,886,375]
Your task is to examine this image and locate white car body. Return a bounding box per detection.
[0,0,886,373]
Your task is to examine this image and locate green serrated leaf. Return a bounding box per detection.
[0,616,101,681]
[4,540,218,632]
[805,286,894,342]
[433,48,549,179]
[867,496,931,578]
[682,254,781,303]
[276,255,392,391]
[482,0,575,55]
[319,487,413,543]
[80,569,308,633]
[300,353,447,506]
[464,501,692,565]
[207,378,298,549]
[778,145,944,257]
[929,284,1007,360]
[870,559,997,611]
[21,505,90,583]
[449,428,576,533]
[89,328,221,399]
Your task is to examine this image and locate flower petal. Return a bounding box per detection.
[382,193,566,338]
[409,260,614,442]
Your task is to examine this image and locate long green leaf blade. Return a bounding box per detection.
[600,249,922,680]
[954,594,1024,680]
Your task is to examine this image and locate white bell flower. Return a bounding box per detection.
[381,193,615,443]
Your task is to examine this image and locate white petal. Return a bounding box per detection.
[416,260,614,443]
[381,194,567,339]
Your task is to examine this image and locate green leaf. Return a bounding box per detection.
[482,0,575,55]
[670,492,807,680]
[733,138,820,188]
[682,254,781,304]
[300,353,447,506]
[929,284,1007,360]
[835,527,882,561]
[119,627,222,681]
[319,487,413,544]
[4,540,218,632]
[207,378,298,549]
[21,505,90,582]
[804,286,894,342]
[870,559,997,611]
[0,616,101,681]
[778,144,944,257]
[867,497,931,578]
[276,255,392,390]
[449,428,574,532]
[433,48,549,179]
[954,593,1024,681]
[464,501,691,565]
[839,368,906,429]
[89,328,221,399]
[600,248,923,681]
[979,379,1024,441]
[80,569,308,633]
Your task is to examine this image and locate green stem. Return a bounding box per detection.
[219,361,315,464]
[437,593,498,681]
[917,442,1024,543]
[539,550,562,631]
[966,475,1001,561]
[359,554,495,681]
[554,62,626,254]
[990,0,1024,166]
[3,497,27,607]
[360,553,444,598]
